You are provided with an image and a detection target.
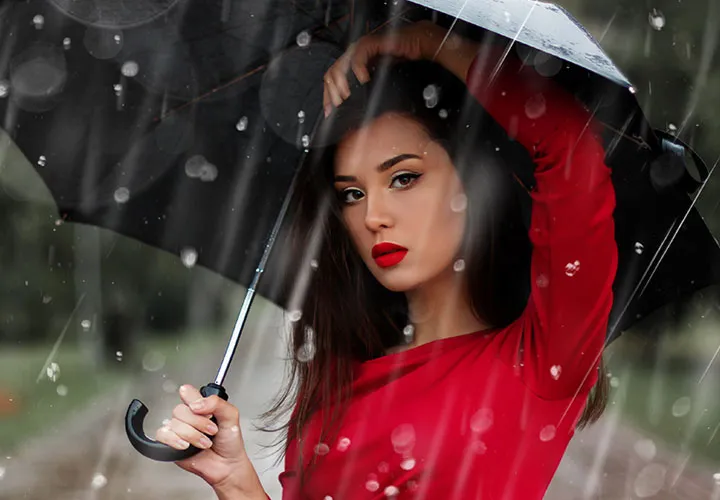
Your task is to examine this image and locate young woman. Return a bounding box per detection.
[155,20,617,500]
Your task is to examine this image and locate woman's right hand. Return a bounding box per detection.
[154,384,266,498]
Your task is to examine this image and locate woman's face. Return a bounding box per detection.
[333,113,467,292]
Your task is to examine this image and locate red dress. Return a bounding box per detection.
[276,47,618,499]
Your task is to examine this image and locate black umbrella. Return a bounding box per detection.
[1,0,718,462]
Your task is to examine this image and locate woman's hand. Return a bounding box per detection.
[322,20,447,116]
[322,20,481,117]
[154,384,266,498]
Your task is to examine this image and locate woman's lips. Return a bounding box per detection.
[372,242,408,269]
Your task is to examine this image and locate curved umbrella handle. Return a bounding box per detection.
[125,383,228,462]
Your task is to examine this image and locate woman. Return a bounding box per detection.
[155,20,617,499]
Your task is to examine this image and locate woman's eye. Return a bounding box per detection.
[340,188,364,204]
[390,172,421,189]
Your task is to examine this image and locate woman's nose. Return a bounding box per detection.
[364,193,393,232]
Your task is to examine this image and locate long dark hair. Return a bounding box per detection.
[257,58,608,479]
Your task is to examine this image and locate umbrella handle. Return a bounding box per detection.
[125,383,228,462]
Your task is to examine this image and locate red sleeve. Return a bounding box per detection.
[466,46,618,399]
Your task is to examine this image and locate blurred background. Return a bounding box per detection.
[1,0,720,498]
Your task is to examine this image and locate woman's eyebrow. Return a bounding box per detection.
[334,153,422,182]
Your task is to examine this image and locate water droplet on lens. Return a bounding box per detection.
[648,9,666,31]
[550,365,562,380]
[121,61,139,77]
[634,463,666,497]
[142,351,166,372]
[199,162,218,182]
[634,439,657,461]
[378,461,390,473]
[288,310,302,322]
[539,425,556,442]
[400,457,416,470]
[635,242,644,254]
[81,319,92,331]
[564,260,580,277]
[56,384,68,396]
[453,259,465,272]
[423,84,439,108]
[336,437,351,452]
[672,396,691,417]
[46,362,61,382]
[439,109,448,119]
[525,93,546,119]
[391,424,416,454]
[236,116,248,132]
[296,342,316,362]
[114,187,130,204]
[470,439,487,454]
[536,274,549,288]
[365,479,380,492]
[310,259,319,270]
[296,31,311,47]
[91,473,107,489]
[180,247,198,268]
[450,193,467,212]
[314,443,330,455]
[162,380,178,393]
[384,485,399,497]
[470,408,494,434]
[610,376,620,388]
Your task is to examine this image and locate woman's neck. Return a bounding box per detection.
[403,269,489,349]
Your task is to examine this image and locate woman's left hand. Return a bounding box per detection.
[322,20,447,117]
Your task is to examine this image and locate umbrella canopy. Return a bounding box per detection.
[1,0,718,343]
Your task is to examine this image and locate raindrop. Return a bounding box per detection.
[525,93,546,119]
[114,34,121,44]
[32,15,45,29]
[634,439,657,461]
[114,187,130,204]
[301,135,311,148]
[56,384,68,396]
[180,247,198,268]
[610,376,620,388]
[0,81,9,98]
[536,274,549,288]
[42,295,52,304]
[400,458,416,470]
[667,123,677,135]
[91,473,107,489]
[550,365,562,380]
[403,324,414,341]
[336,437,351,452]
[539,425,556,442]
[184,155,207,178]
[288,310,302,322]
[384,485,399,497]
[236,116,249,132]
[391,424,416,454]
[113,83,122,96]
[142,351,166,372]
[115,350,123,361]
[37,155,47,167]
[648,9,666,31]
[470,439,488,454]
[0,466,5,480]
[450,193,467,212]
[230,425,240,433]
[423,84,439,108]
[296,31,311,47]
[121,61,139,78]
[81,319,92,331]
[46,362,61,382]
[564,260,580,277]
[634,463,666,497]
[297,110,306,124]
[365,478,380,492]
[671,396,691,417]
[629,86,637,94]
[439,109,448,119]
[470,408,494,434]
[714,472,720,484]
[314,443,330,455]
[63,38,71,50]
[199,162,218,182]
[635,242,645,255]
[296,342,316,363]
[323,496,333,500]
[453,259,466,272]
[162,380,178,393]
[503,11,511,23]
[310,259,319,270]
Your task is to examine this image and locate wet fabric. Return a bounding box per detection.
[277,45,618,499]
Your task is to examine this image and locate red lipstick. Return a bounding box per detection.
[372,242,408,268]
